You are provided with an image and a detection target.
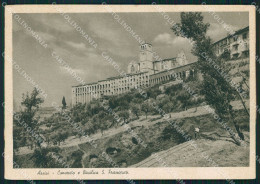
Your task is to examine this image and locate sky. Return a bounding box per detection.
[12,12,249,108]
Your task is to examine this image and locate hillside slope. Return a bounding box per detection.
[15,106,249,168]
[130,138,249,167]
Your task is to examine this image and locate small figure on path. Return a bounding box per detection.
[194,107,197,113]
[194,127,200,139]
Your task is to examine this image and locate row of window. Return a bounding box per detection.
[216,42,249,55]
[74,74,149,93]
[75,80,149,94]
[214,32,248,51]
[150,71,188,83]
[75,80,149,95]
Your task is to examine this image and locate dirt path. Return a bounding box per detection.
[16,100,248,156]
[77,145,87,168]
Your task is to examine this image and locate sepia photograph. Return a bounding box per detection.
[4,4,256,180]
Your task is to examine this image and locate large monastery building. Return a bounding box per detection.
[72,43,195,106]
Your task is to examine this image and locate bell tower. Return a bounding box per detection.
[139,43,154,73]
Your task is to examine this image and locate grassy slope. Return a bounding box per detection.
[131,139,249,167]
[73,109,249,168]
[15,109,249,168]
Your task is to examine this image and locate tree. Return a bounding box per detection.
[45,134,51,146]
[106,114,117,128]
[62,96,67,109]
[31,147,62,168]
[162,101,174,114]
[172,12,245,145]
[146,87,161,99]
[99,120,107,136]
[160,122,186,143]
[13,121,24,154]
[131,104,140,119]
[176,92,191,110]
[154,96,166,117]
[32,148,50,168]
[131,97,143,104]
[60,131,69,143]
[21,88,44,115]
[119,110,130,124]
[71,150,84,168]
[20,88,44,149]
[219,49,231,61]
[141,101,151,119]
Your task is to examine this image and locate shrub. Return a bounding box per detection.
[160,123,186,144]
[71,150,84,168]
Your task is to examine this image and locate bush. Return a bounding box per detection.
[146,87,161,99]
[160,123,186,144]
[31,147,62,168]
[132,137,138,145]
[71,150,84,168]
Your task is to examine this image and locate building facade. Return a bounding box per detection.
[127,43,188,75]
[72,71,150,105]
[72,43,194,106]
[212,26,249,59]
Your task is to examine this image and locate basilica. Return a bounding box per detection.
[71,43,195,106]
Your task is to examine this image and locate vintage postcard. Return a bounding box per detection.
[4,4,256,180]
